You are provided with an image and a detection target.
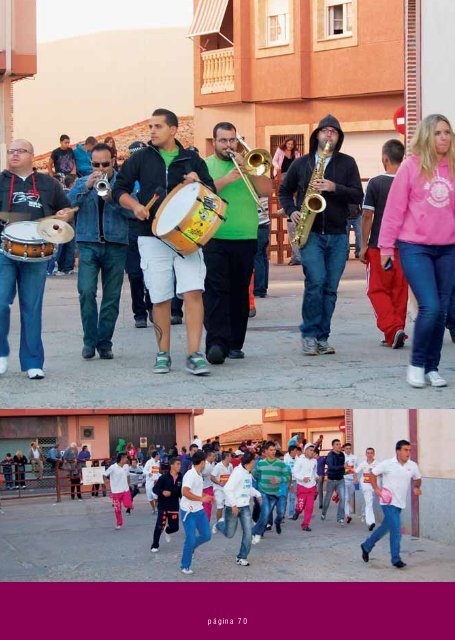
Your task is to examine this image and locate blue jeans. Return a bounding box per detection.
[57,237,76,273]
[299,232,348,339]
[363,504,402,565]
[446,286,455,330]
[252,492,285,536]
[77,242,128,350]
[253,225,270,296]
[0,253,47,369]
[346,217,361,256]
[287,484,296,516]
[180,508,211,570]
[217,505,252,559]
[398,241,455,371]
[322,478,345,520]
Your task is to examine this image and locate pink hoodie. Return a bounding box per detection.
[378,155,455,255]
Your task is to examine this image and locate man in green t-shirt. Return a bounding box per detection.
[203,122,273,365]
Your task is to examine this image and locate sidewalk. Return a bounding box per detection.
[1,494,454,582]
[0,261,454,408]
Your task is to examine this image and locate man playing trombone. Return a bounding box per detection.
[204,122,273,365]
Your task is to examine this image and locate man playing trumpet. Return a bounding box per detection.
[279,115,363,356]
[68,143,133,360]
[204,122,273,365]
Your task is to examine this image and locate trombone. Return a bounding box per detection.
[227,134,272,211]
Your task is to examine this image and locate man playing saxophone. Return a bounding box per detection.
[279,115,363,355]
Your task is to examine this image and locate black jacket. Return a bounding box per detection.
[0,170,70,220]
[326,450,346,481]
[278,115,363,234]
[152,471,182,511]
[112,140,216,236]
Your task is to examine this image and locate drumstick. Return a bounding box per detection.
[35,207,79,222]
[145,194,160,212]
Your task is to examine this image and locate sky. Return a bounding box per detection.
[37,0,193,42]
[195,410,263,440]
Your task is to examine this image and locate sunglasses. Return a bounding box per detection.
[7,149,32,155]
[92,161,111,168]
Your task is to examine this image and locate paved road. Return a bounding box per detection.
[1,261,454,408]
[1,494,453,582]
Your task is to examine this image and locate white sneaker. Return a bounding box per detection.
[181,568,194,575]
[0,357,8,375]
[406,365,425,388]
[115,525,122,530]
[425,371,447,387]
[212,522,219,534]
[27,368,45,379]
[236,558,250,566]
[165,532,171,543]
[151,547,159,553]
[251,534,261,545]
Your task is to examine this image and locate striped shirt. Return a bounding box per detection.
[253,457,290,496]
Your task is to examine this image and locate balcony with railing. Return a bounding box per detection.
[201,47,235,94]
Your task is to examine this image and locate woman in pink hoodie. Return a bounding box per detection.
[378,114,455,388]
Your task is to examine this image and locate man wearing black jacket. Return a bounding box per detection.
[321,439,346,524]
[113,108,216,376]
[151,457,183,552]
[0,139,73,380]
[279,115,363,355]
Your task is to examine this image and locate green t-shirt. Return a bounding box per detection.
[205,154,259,240]
[159,149,180,168]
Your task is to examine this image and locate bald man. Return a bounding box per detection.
[0,139,73,379]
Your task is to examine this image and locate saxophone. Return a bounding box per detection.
[292,141,331,248]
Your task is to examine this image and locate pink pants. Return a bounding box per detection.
[295,485,316,528]
[112,491,132,526]
[203,486,214,521]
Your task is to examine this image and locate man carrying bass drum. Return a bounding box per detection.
[113,108,216,376]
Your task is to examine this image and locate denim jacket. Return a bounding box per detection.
[69,172,133,244]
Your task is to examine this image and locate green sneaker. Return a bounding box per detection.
[153,351,171,374]
[186,352,210,376]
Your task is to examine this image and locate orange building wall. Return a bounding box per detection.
[65,416,110,459]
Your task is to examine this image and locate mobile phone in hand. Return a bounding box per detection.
[384,258,393,271]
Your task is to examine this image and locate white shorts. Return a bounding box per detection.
[146,484,158,501]
[138,236,206,304]
[214,488,226,509]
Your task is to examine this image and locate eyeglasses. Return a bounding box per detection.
[92,161,111,168]
[217,138,237,145]
[7,149,32,155]
[320,128,338,135]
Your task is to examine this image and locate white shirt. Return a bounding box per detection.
[181,466,204,512]
[292,456,318,488]
[143,458,161,485]
[355,459,377,491]
[284,453,297,476]
[192,438,203,449]
[344,453,358,481]
[32,449,40,459]
[224,465,262,508]
[373,457,421,509]
[104,463,129,494]
[202,460,215,490]
[211,461,233,490]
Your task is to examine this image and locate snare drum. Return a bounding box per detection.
[152,182,226,255]
[0,221,57,262]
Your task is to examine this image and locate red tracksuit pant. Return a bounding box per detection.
[366,247,408,346]
[112,490,132,526]
[296,485,316,528]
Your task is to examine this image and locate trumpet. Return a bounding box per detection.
[94,173,111,197]
[227,134,272,210]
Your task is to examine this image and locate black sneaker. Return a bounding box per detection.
[135,318,147,328]
[265,523,272,531]
[450,328,455,343]
[393,560,407,569]
[291,513,299,521]
[392,329,406,349]
[98,348,114,359]
[346,516,352,524]
[361,543,369,563]
[228,349,244,359]
[207,344,225,365]
[276,523,282,534]
[302,526,312,532]
[368,523,376,532]
[82,346,95,359]
[171,315,183,325]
